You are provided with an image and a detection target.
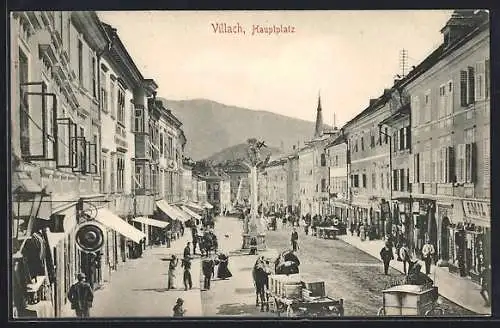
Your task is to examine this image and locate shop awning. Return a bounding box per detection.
[181,206,202,220]
[203,201,214,209]
[132,217,169,228]
[185,201,204,211]
[156,200,184,221]
[94,208,146,244]
[175,206,194,222]
[46,232,66,251]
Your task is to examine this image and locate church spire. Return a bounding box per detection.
[314,91,323,138]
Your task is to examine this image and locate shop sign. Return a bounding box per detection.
[398,203,405,213]
[380,201,390,215]
[462,200,490,220]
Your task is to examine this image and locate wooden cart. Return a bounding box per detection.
[377,284,445,316]
[267,291,344,317]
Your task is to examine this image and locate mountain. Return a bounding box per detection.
[206,142,281,164]
[159,98,329,160]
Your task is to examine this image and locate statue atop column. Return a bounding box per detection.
[241,138,270,249]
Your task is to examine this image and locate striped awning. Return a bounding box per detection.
[174,206,194,222]
[156,200,184,221]
[181,206,202,220]
[132,217,169,228]
[185,201,204,211]
[94,208,146,244]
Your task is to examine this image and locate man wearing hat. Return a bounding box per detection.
[421,236,435,275]
[67,273,94,318]
[379,242,394,275]
[406,262,434,287]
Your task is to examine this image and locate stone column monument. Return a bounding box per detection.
[241,138,268,250]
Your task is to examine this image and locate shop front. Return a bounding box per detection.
[447,199,490,284]
[391,198,413,254]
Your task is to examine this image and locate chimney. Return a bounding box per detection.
[369,99,378,107]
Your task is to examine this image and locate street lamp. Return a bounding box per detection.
[378,124,393,237]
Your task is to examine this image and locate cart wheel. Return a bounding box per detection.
[425,306,445,317]
[377,307,385,316]
[286,305,294,317]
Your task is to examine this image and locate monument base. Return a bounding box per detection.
[242,233,266,250]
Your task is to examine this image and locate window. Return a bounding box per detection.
[372,173,376,189]
[362,174,367,188]
[465,143,476,183]
[100,69,108,112]
[335,155,338,167]
[320,153,326,167]
[446,81,454,115]
[387,172,390,190]
[370,133,375,148]
[460,67,476,106]
[78,39,83,85]
[380,173,384,189]
[168,136,173,158]
[411,95,420,127]
[413,153,420,183]
[91,57,97,98]
[135,165,143,190]
[393,131,398,152]
[393,169,399,191]
[439,84,446,118]
[110,153,116,193]
[475,61,486,101]
[101,153,107,193]
[160,133,164,156]
[384,127,388,144]
[431,149,437,182]
[399,128,405,150]
[354,139,358,152]
[19,48,30,156]
[352,174,359,188]
[110,78,116,119]
[321,179,327,192]
[361,137,364,151]
[465,127,475,144]
[117,153,125,192]
[134,108,144,132]
[424,90,431,122]
[117,87,125,125]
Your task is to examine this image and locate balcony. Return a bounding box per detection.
[115,124,128,150]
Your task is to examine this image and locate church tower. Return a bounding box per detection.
[314,92,324,138]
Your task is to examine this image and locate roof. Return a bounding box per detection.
[325,135,347,149]
[379,103,411,126]
[342,11,488,131]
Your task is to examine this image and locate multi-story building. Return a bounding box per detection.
[286,148,300,215]
[343,92,393,240]
[325,134,349,222]
[221,162,250,205]
[299,96,335,216]
[220,179,232,213]
[262,158,288,212]
[400,10,490,282]
[197,179,207,203]
[181,158,195,201]
[10,11,148,318]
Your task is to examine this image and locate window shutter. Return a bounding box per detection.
[466,142,476,183]
[400,128,405,150]
[433,149,439,183]
[467,66,475,104]
[475,62,485,101]
[415,153,420,183]
[485,59,490,98]
[419,152,425,183]
[440,147,445,183]
[409,154,414,184]
[460,70,468,107]
[456,144,466,183]
[439,84,446,118]
[448,146,455,183]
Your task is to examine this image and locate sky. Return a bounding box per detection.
[98,10,453,127]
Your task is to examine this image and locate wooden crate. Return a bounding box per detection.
[301,279,325,297]
[282,283,302,299]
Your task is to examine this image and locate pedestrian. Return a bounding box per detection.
[291,227,299,252]
[191,227,198,255]
[399,242,412,275]
[421,237,435,275]
[479,265,491,306]
[167,255,179,290]
[201,256,215,291]
[216,253,232,280]
[67,273,93,318]
[173,298,186,317]
[249,236,258,255]
[183,242,191,258]
[406,262,433,287]
[380,242,394,275]
[181,256,193,290]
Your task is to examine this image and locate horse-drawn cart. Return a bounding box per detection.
[377,284,445,316]
[266,274,344,317]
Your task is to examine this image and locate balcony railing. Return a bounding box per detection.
[115,124,128,149]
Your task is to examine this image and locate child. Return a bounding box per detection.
[173,298,186,317]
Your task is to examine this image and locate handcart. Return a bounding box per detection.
[377,284,445,316]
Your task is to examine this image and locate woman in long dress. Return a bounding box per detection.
[216,253,232,280]
[167,255,179,290]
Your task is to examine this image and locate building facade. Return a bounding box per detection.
[286,150,300,214]
[325,135,350,222]
[262,158,288,213]
[402,10,490,282]
[343,94,393,240]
